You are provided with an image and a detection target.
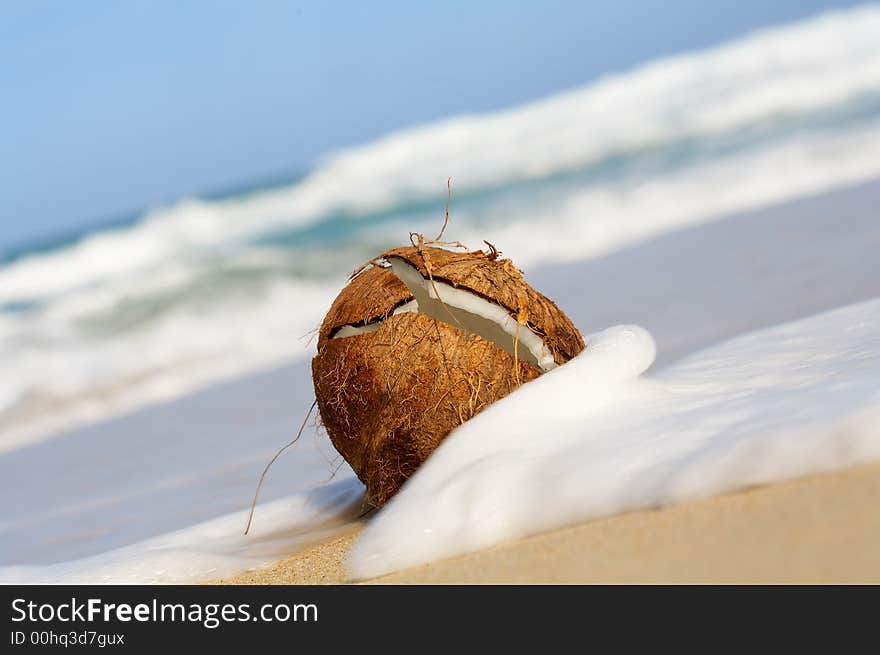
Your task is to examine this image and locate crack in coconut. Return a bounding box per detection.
[330,299,418,338]
[331,258,557,372]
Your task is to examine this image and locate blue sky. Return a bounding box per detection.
[0,0,862,250]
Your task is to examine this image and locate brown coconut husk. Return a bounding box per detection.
[380,245,585,365]
[317,264,412,345]
[312,243,586,505]
[312,311,541,506]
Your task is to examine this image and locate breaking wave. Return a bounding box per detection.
[3,4,880,451]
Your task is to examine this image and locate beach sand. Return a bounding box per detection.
[7,181,880,582]
[213,461,880,584]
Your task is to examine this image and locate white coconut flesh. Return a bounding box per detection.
[331,258,557,372]
[331,300,417,338]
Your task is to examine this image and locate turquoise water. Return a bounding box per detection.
[1,5,880,450]
[3,5,880,583]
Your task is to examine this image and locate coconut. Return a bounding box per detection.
[312,244,585,506]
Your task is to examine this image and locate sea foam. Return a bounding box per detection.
[2,6,880,480]
[0,478,363,585]
[4,5,880,304]
[348,299,880,579]
[5,299,878,583]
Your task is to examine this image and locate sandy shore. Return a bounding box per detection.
[8,181,879,579]
[213,462,880,584]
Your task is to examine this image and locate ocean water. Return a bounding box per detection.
[350,304,880,578]
[2,6,880,452]
[2,5,880,582]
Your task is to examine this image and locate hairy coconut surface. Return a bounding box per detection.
[313,244,585,505]
[313,312,541,505]
[381,246,585,364]
[318,265,413,344]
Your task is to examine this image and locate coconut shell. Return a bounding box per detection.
[313,245,586,505]
[380,246,585,364]
[313,311,541,506]
[317,264,412,345]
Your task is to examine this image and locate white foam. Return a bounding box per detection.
[0,277,336,454]
[3,5,880,305]
[7,107,878,450]
[3,4,880,451]
[348,299,880,579]
[0,478,364,584]
[457,121,880,267]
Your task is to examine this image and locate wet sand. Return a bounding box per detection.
[214,462,880,584]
